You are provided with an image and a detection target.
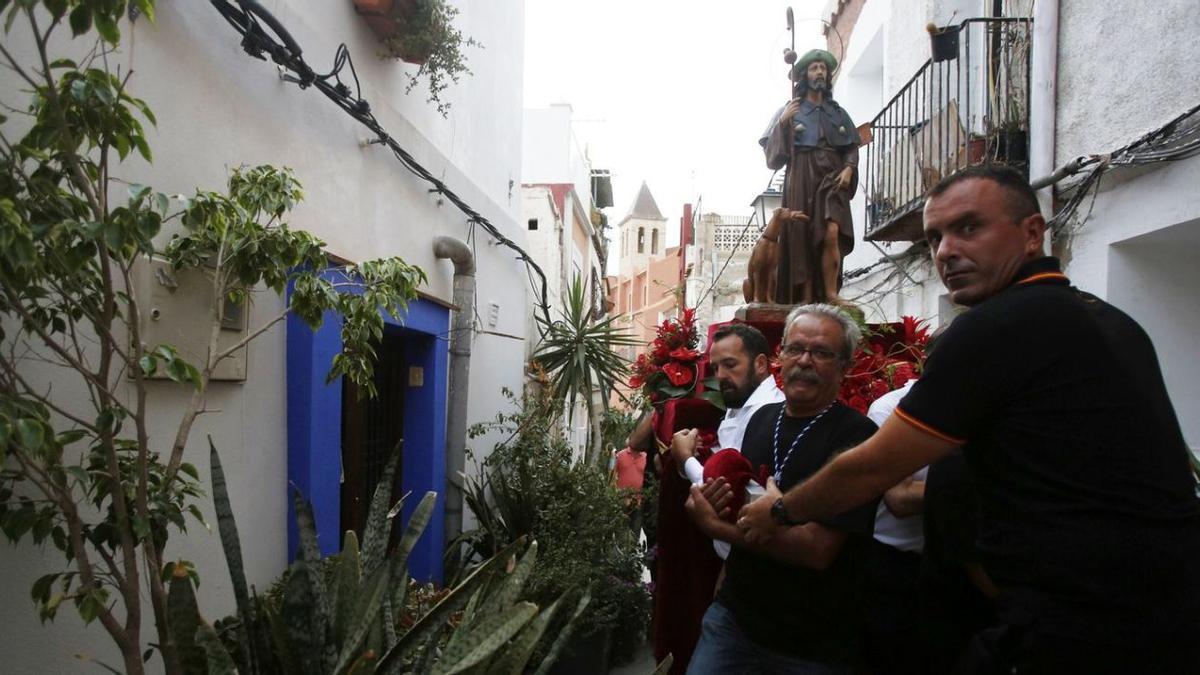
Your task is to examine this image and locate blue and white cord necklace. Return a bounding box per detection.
[773,402,836,483]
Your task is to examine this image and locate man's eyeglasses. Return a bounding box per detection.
[779,343,841,363]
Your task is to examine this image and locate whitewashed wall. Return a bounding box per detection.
[0,1,527,672]
[1052,0,1200,451]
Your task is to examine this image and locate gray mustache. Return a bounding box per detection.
[785,367,820,384]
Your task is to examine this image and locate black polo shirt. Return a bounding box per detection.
[717,401,878,664]
[898,257,1200,646]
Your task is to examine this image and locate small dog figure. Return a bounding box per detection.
[743,208,809,303]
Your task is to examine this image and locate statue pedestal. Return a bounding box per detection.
[734,303,793,324]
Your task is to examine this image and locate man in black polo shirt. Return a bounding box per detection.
[678,303,877,674]
[738,166,1200,673]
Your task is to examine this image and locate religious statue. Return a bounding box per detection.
[756,48,860,304]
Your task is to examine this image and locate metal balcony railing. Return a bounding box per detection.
[862,17,1032,241]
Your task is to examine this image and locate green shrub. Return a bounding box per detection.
[455,389,651,666]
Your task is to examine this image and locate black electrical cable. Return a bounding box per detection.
[209,0,554,329]
[1051,101,1200,234]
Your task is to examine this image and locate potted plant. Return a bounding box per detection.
[353,0,482,116]
[926,22,960,62]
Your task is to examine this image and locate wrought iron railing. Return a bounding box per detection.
[862,17,1032,241]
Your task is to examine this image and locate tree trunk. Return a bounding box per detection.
[586,390,604,468]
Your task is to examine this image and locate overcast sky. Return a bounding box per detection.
[523,0,828,252]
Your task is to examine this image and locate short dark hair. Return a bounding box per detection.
[711,323,769,362]
[927,164,1041,222]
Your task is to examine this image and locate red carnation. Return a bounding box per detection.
[661,361,693,387]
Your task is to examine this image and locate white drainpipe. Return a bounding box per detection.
[1030,0,1060,224]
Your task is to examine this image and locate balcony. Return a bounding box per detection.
[862,17,1032,241]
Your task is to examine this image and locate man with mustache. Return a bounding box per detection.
[738,166,1200,673]
[679,305,878,674]
[759,49,860,304]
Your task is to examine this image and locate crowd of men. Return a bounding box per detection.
[650,166,1200,674]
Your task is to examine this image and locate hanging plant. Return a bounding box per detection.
[357,0,482,117]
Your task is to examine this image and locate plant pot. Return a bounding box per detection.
[992,129,1028,164]
[352,0,419,42]
[929,26,960,62]
[967,136,987,164]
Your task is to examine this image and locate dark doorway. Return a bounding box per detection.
[340,331,405,543]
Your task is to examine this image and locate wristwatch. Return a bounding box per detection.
[770,497,800,526]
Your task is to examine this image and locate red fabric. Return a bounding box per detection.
[701,449,770,522]
[651,399,725,674]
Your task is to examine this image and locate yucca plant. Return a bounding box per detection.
[533,274,639,465]
[167,440,590,674]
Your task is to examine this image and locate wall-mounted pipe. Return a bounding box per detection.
[433,236,475,543]
[1030,0,1060,218]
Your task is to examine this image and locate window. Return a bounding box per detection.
[527,218,538,231]
[651,229,659,255]
[637,227,645,253]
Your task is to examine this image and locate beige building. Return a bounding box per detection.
[607,183,683,402]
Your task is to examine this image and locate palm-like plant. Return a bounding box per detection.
[534,275,639,465]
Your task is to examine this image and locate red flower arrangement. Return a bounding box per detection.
[769,315,932,414]
[628,308,721,406]
[840,316,930,413]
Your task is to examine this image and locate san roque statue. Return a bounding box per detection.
[753,48,860,305]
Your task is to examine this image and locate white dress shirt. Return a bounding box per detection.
[867,380,927,552]
[682,376,785,558]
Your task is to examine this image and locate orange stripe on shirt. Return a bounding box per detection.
[1016,272,1069,285]
[894,407,966,445]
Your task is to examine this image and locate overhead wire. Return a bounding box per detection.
[1049,100,1200,234]
[208,0,554,330]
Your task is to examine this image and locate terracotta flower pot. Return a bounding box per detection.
[352,0,420,42]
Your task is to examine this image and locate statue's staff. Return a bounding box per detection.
[785,8,798,97]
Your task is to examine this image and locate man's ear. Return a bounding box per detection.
[1020,213,1047,256]
[753,353,771,379]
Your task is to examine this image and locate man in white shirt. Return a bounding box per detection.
[671,323,784,558]
[862,379,927,675]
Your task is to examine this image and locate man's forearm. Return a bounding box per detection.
[883,479,925,518]
[780,450,892,525]
[781,416,955,523]
[697,513,842,570]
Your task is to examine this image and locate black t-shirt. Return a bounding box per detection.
[919,452,995,669]
[717,401,878,664]
[898,257,1200,645]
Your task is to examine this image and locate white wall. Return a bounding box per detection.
[1107,220,1200,453]
[0,2,527,671]
[1055,0,1200,164]
[522,105,594,209]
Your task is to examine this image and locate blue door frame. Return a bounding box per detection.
[286,281,448,583]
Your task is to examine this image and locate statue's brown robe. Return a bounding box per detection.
[762,107,860,304]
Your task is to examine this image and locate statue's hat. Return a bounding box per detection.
[792,48,838,80]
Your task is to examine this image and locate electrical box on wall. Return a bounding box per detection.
[132,258,249,382]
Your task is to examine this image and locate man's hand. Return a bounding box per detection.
[685,483,721,535]
[699,477,734,520]
[669,428,699,467]
[835,165,854,192]
[737,477,784,543]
